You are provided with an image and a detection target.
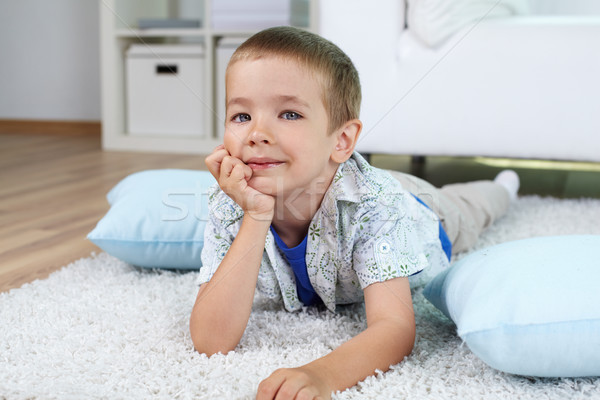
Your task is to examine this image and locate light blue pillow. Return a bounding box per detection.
[88,169,216,269]
[423,235,600,378]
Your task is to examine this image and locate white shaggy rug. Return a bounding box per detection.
[2,196,600,400]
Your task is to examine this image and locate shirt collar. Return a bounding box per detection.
[319,152,378,218]
[306,152,380,313]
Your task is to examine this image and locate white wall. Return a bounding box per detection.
[0,0,100,121]
[0,0,596,123]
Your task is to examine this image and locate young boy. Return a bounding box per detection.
[190,26,519,399]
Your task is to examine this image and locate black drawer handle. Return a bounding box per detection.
[156,65,178,74]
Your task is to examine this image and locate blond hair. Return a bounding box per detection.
[227,26,361,133]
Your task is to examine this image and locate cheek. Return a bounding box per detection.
[223,130,241,155]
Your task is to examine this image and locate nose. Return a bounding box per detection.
[247,121,273,146]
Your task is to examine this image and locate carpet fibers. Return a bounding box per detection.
[1,196,600,399]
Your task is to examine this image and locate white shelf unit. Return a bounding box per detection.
[99,0,317,154]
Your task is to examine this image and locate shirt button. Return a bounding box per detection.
[378,241,391,254]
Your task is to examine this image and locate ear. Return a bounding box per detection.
[330,119,362,164]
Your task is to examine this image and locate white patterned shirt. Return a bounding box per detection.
[198,153,449,312]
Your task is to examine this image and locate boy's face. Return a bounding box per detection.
[224,56,341,198]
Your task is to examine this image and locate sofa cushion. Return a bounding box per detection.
[407,0,529,47]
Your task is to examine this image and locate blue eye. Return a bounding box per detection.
[232,114,251,123]
[281,111,301,121]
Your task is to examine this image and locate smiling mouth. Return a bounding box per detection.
[245,158,284,170]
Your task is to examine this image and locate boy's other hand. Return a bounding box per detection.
[205,145,275,221]
[256,366,331,400]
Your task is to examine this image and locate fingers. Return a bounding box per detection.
[204,145,274,219]
[205,145,252,187]
[256,372,286,400]
[274,378,319,400]
[297,387,322,400]
[204,144,228,180]
[279,386,320,400]
[257,369,323,400]
[219,155,252,186]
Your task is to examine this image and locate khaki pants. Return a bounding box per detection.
[386,170,510,254]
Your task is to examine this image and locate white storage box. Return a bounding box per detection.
[126,44,205,137]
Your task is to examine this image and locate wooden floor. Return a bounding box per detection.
[0,123,207,293]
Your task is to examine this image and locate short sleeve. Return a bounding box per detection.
[196,213,232,285]
[196,185,241,285]
[352,203,437,289]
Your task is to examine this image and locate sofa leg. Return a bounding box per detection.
[410,155,426,177]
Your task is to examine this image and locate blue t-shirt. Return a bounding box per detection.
[270,227,322,306]
[271,196,451,306]
[412,194,452,261]
[270,196,450,306]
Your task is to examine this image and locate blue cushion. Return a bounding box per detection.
[423,235,600,378]
[87,169,216,269]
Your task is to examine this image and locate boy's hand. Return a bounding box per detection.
[205,145,274,221]
[257,366,331,400]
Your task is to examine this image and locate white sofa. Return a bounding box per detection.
[317,0,600,162]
